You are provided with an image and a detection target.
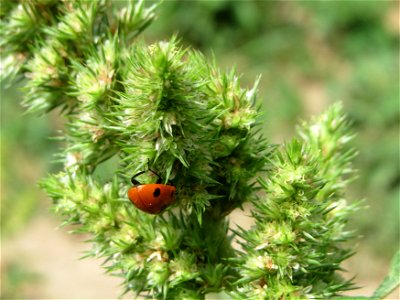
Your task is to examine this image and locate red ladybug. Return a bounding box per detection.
[127,170,176,214]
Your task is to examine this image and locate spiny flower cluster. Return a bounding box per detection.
[233,104,358,299]
[43,172,234,299]
[2,1,268,298]
[0,0,157,111]
[1,1,358,299]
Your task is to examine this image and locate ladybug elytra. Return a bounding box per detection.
[127,170,176,214]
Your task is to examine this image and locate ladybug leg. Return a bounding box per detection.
[131,178,141,186]
[149,169,163,184]
[131,170,146,186]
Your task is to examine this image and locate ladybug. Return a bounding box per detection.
[127,169,176,214]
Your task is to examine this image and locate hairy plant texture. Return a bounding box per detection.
[233,104,358,299]
[1,1,359,299]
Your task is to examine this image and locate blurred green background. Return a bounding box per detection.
[1,1,399,298]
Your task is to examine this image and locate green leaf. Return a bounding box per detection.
[372,249,400,298]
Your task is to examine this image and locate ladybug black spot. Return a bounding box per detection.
[153,187,161,197]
